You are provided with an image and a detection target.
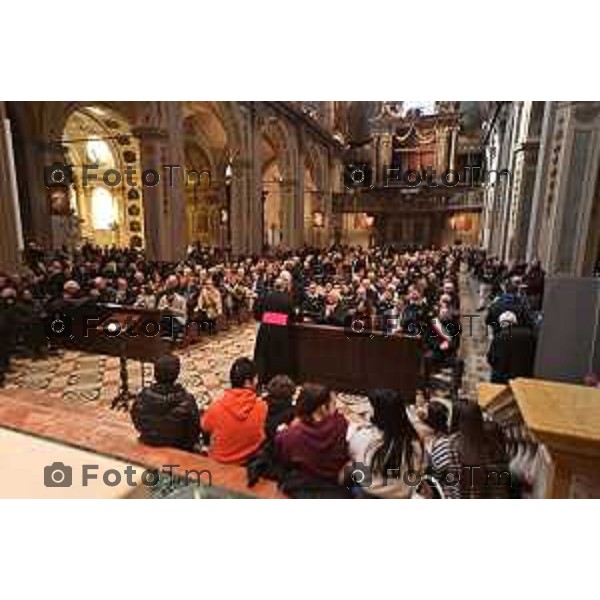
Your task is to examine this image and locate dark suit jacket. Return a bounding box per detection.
[487,326,537,383]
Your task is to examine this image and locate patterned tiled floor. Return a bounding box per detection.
[2,324,258,410]
[459,270,492,398]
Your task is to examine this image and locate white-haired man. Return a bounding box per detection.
[158,275,187,340]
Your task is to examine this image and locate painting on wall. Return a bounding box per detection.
[48,187,71,216]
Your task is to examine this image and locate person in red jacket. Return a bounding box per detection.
[201,357,267,464]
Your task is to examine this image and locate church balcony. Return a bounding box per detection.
[332,185,484,215]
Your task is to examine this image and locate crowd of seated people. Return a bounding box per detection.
[0,236,527,498]
[0,241,467,389]
[131,354,515,499]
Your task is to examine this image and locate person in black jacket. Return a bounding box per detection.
[131,354,200,451]
[14,288,47,358]
[487,311,537,384]
[264,374,296,440]
[253,277,294,386]
[486,278,534,334]
[0,287,18,386]
[301,281,324,321]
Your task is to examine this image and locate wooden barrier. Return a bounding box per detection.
[478,378,600,498]
[290,322,422,400]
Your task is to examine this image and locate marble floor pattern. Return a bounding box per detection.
[459,270,492,399]
[2,324,258,411]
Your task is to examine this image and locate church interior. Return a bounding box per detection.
[1,100,600,499]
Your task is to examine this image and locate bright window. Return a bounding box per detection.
[91,187,116,229]
[69,187,78,215]
[403,101,436,115]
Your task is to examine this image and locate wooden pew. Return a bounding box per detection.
[53,304,169,409]
[289,322,422,400]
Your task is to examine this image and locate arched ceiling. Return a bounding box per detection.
[185,141,212,171]
[183,102,229,150]
[63,106,134,169]
[261,117,294,176]
[63,107,129,142]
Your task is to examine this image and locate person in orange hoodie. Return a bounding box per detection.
[201,357,268,463]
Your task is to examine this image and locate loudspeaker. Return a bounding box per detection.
[534,277,600,383]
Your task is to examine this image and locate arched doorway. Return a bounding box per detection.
[263,160,283,248]
[62,106,142,248]
[183,102,237,248]
[184,139,217,246]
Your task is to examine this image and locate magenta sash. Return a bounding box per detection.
[262,311,289,326]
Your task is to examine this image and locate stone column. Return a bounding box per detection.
[512,148,538,261]
[498,106,520,261]
[132,126,167,261]
[323,150,335,248]
[548,102,600,276]
[323,101,335,131]
[163,102,187,262]
[293,131,306,249]
[0,102,24,271]
[436,126,449,175]
[250,109,263,254]
[526,102,555,262]
[230,107,249,256]
[131,101,189,262]
[9,103,54,247]
[234,162,251,256]
[230,103,261,256]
